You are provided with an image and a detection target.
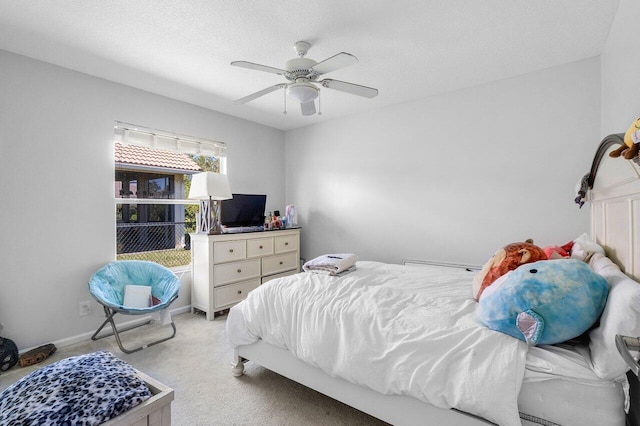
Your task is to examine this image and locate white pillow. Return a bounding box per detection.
[123,284,152,308]
[587,253,640,379]
[571,233,605,261]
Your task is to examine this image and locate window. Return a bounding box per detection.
[113,122,226,268]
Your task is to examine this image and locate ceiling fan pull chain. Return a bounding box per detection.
[318,91,322,116]
[283,86,287,115]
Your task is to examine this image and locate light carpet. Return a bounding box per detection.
[0,312,388,426]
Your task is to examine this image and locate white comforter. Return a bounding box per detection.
[227,261,528,425]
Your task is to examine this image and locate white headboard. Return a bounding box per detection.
[589,134,640,281]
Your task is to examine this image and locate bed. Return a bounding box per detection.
[226,133,640,426]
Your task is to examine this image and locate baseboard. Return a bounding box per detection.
[19,305,192,354]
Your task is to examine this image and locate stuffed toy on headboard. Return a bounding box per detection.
[472,240,547,301]
[609,116,640,160]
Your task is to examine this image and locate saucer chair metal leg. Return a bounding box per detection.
[91,305,177,354]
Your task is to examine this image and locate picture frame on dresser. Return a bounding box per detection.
[190,228,301,320]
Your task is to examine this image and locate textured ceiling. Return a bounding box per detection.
[0,0,619,131]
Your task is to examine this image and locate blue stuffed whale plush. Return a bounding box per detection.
[477,259,609,346]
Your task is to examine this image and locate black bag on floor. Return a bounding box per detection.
[0,337,19,373]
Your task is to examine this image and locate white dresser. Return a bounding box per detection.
[190,229,301,320]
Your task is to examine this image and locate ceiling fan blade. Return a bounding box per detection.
[300,100,316,116]
[231,61,287,75]
[320,79,378,98]
[234,84,286,104]
[311,52,358,75]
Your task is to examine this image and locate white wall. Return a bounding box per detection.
[286,58,600,266]
[0,50,285,350]
[600,0,640,134]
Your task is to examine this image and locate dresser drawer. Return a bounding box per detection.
[262,252,298,276]
[275,234,298,253]
[214,259,260,286]
[214,279,260,309]
[213,240,246,263]
[247,237,274,258]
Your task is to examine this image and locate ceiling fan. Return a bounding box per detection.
[231,41,378,116]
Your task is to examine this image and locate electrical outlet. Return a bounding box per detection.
[79,301,91,317]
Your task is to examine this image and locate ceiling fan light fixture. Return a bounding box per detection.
[287,83,319,103]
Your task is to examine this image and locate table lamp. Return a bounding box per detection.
[188,172,232,234]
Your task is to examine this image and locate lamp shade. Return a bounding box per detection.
[188,172,232,200]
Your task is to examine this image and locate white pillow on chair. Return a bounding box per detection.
[123,285,151,308]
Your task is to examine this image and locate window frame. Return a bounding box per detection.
[113,122,227,270]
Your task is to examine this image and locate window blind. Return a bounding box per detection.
[114,121,227,159]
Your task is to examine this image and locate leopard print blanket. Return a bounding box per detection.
[0,351,151,425]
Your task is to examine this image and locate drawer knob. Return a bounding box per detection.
[259,245,263,249]
[279,261,283,265]
[237,269,242,273]
[229,249,234,253]
[237,290,242,294]
[285,242,289,246]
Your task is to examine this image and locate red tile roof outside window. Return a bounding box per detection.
[115,143,202,172]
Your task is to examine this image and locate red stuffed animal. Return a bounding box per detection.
[543,241,574,260]
[473,240,547,301]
